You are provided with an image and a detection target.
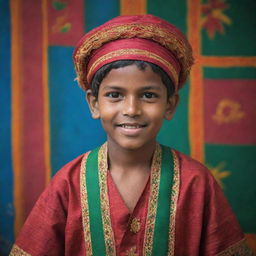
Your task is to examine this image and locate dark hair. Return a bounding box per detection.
[90,60,175,98]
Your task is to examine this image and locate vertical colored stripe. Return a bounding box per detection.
[86,147,106,255]
[11,0,24,236]
[152,146,173,255]
[187,0,204,162]
[11,0,50,234]
[21,0,46,220]
[0,0,14,252]
[84,0,119,32]
[120,0,146,15]
[42,0,51,185]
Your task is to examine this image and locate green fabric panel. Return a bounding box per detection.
[158,83,190,155]
[205,144,256,233]
[202,0,256,56]
[152,145,174,255]
[84,0,119,32]
[86,147,106,255]
[204,67,256,79]
[147,0,187,33]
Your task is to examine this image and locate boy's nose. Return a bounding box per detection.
[122,96,142,117]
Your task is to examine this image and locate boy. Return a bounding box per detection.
[10,15,254,256]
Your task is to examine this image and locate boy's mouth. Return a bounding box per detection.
[116,123,147,129]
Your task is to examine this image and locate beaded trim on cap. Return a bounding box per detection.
[73,15,194,91]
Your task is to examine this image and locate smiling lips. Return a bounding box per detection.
[117,123,147,129]
[116,123,147,136]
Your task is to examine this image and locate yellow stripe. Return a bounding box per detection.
[187,0,205,163]
[42,0,51,185]
[120,0,147,15]
[11,0,24,235]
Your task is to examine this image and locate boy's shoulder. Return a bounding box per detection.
[48,152,90,193]
[172,148,216,187]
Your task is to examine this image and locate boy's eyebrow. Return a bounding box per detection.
[102,85,124,91]
[102,85,162,91]
[140,85,162,91]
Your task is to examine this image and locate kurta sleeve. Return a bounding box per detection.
[175,151,254,256]
[9,155,85,256]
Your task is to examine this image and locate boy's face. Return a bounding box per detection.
[86,64,179,151]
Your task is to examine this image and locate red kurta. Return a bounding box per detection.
[10,150,253,255]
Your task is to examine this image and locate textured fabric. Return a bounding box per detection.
[10,149,252,256]
[1,2,255,254]
[73,14,194,91]
[86,38,181,89]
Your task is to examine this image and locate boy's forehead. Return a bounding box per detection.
[73,14,194,92]
[99,65,166,91]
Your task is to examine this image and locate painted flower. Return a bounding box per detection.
[201,0,232,38]
[207,162,231,188]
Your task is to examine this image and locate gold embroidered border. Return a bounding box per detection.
[80,152,93,256]
[9,244,31,256]
[216,238,256,256]
[74,23,194,90]
[168,150,180,256]
[143,143,162,256]
[98,143,116,256]
[87,49,178,86]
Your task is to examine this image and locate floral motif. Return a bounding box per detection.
[212,99,245,124]
[207,162,231,188]
[125,247,138,256]
[130,218,141,233]
[201,0,232,38]
[51,0,72,33]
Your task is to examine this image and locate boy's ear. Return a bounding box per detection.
[86,89,100,119]
[164,93,180,120]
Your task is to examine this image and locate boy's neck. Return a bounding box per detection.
[107,140,156,173]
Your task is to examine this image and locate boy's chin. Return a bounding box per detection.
[108,138,156,151]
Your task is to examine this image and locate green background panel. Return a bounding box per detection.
[204,67,256,79]
[147,0,187,34]
[205,144,256,233]
[202,0,256,56]
[84,0,119,32]
[158,82,190,155]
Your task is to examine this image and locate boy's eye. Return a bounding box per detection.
[106,92,122,98]
[142,92,158,99]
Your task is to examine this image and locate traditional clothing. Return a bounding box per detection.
[10,15,255,256]
[73,14,194,91]
[10,143,253,255]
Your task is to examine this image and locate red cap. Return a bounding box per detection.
[73,14,194,91]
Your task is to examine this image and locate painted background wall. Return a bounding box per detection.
[0,0,255,254]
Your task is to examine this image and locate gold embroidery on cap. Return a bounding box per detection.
[74,23,194,90]
[87,49,178,86]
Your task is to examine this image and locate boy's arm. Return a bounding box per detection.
[9,174,68,256]
[9,154,85,256]
[199,173,254,255]
[175,152,255,255]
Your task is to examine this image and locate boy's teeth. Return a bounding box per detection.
[122,124,140,128]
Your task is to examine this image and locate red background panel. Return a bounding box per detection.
[204,79,256,144]
[48,0,84,46]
